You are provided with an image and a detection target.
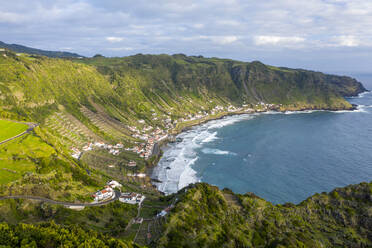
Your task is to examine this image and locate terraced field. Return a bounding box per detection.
[0,119,28,142]
[44,111,101,148]
[80,106,134,142]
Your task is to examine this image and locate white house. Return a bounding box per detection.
[119,192,145,204]
[114,143,124,149]
[92,187,114,201]
[157,207,171,217]
[107,180,122,189]
[128,161,137,167]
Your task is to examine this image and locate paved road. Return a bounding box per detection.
[0,122,39,145]
[0,190,120,207]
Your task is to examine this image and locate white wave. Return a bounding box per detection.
[357,104,372,108]
[347,91,371,99]
[153,129,202,194]
[258,111,282,115]
[201,131,218,143]
[192,130,216,144]
[356,91,371,98]
[282,107,370,115]
[178,157,199,190]
[330,105,369,113]
[206,114,253,129]
[284,110,318,115]
[201,148,237,156]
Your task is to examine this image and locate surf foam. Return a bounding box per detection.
[201,148,237,156]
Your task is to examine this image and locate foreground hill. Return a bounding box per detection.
[0,181,370,247]
[0,41,84,58]
[158,182,372,248]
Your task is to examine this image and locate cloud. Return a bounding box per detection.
[107,47,133,51]
[106,37,124,43]
[200,35,238,45]
[332,35,359,47]
[253,36,305,46]
[0,0,372,72]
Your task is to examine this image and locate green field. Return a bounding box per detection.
[0,119,28,142]
[0,133,55,184]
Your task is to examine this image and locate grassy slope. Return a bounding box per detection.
[0,119,28,141]
[158,182,372,248]
[0,129,104,201]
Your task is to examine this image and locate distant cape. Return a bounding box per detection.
[0,41,84,58]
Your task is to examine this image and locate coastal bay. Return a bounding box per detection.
[152,76,372,204]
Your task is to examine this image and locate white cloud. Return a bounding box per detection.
[106,37,124,43]
[332,35,359,47]
[107,47,134,51]
[214,35,238,44]
[253,36,305,46]
[0,11,26,24]
[192,23,204,29]
[1,0,372,72]
[181,35,238,45]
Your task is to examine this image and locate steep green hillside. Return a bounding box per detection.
[158,182,372,248]
[0,49,365,129]
[81,54,366,111]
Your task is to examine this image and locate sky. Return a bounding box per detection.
[1,0,372,74]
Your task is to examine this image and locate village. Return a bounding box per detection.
[70,102,282,161]
[71,142,124,159]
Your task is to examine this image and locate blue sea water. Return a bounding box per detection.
[152,75,372,204]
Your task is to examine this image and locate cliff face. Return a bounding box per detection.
[157,182,372,248]
[82,54,366,111]
[0,50,366,124]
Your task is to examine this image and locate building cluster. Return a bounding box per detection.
[119,192,145,204]
[126,126,168,159]
[254,102,282,111]
[71,142,124,159]
[92,180,122,202]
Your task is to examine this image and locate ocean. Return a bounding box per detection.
[152,75,372,204]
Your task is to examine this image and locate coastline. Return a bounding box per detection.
[147,91,370,193]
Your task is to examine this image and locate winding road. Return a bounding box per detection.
[0,190,121,207]
[0,122,38,145]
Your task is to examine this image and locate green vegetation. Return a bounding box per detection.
[158,182,372,248]
[0,119,28,142]
[0,133,51,184]
[0,221,136,247]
